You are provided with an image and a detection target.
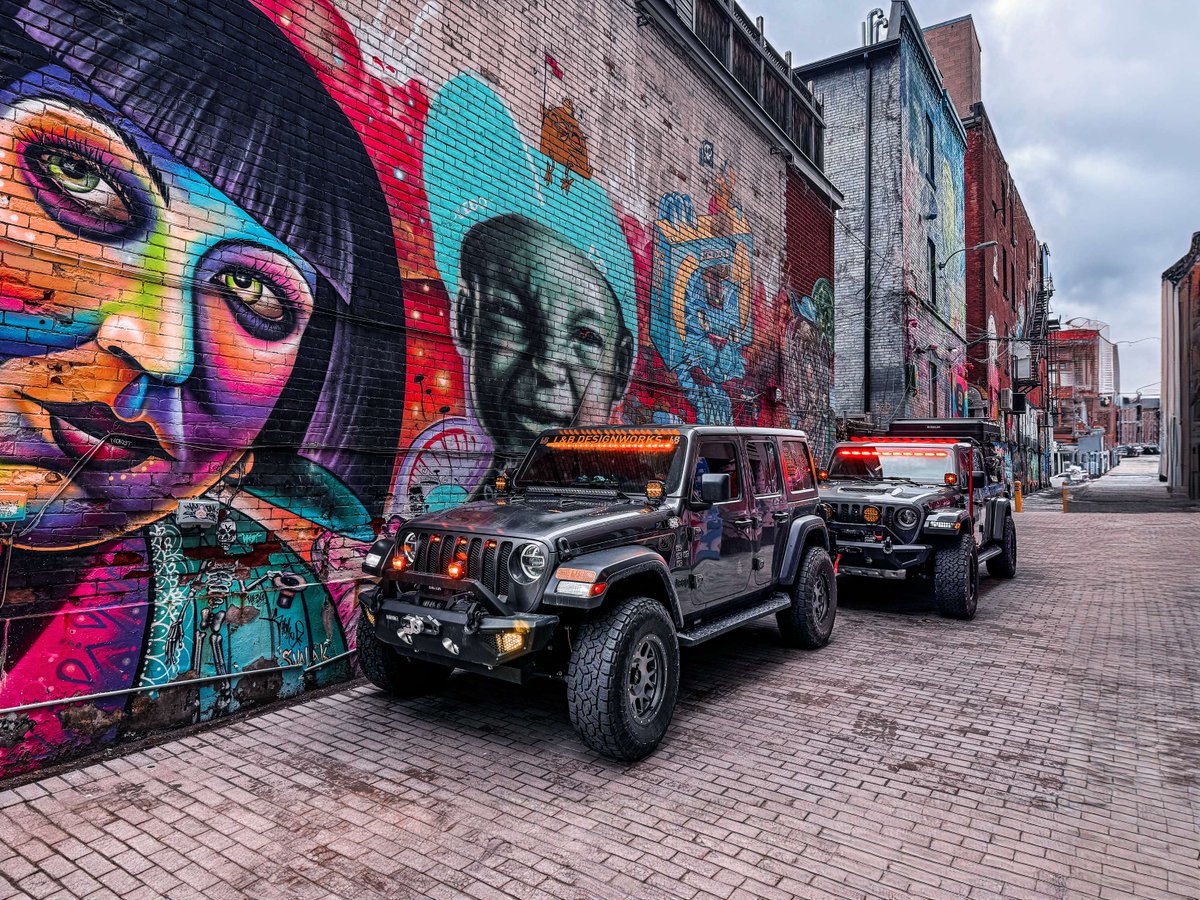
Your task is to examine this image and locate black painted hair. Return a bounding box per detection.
[1,0,405,511]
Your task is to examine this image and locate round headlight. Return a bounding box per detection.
[401,531,419,563]
[516,543,548,582]
[896,507,920,529]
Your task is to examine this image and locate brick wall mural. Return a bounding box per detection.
[0,0,836,776]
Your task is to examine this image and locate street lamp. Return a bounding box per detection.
[938,240,998,271]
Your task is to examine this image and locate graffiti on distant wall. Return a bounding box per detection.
[0,0,835,775]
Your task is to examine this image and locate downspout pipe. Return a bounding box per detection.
[863,56,873,415]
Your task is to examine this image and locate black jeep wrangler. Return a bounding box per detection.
[358,425,835,760]
[818,419,1017,620]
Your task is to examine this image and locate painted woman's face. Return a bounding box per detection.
[0,69,316,548]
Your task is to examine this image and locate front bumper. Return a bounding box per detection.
[370,593,558,678]
[830,533,931,579]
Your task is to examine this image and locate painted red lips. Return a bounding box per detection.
[25,396,172,472]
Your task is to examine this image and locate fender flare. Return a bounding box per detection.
[777,515,829,589]
[989,498,1012,543]
[543,545,685,626]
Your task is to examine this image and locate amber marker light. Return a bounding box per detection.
[391,555,408,572]
[495,474,508,493]
[646,480,665,501]
[817,468,830,482]
[945,473,958,485]
[863,506,880,524]
[447,561,465,579]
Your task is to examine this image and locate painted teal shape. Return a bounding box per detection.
[424,73,637,347]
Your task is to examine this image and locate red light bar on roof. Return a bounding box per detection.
[837,448,948,458]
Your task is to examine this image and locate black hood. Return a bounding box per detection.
[820,482,956,507]
[403,493,673,544]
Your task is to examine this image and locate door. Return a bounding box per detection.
[746,439,786,585]
[968,448,990,548]
[685,438,754,614]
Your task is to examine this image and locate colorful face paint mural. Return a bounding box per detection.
[0,0,837,776]
[0,0,404,775]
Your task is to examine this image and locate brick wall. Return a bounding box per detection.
[805,22,965,428]
[0,0,836,776]
[922,16,981,119]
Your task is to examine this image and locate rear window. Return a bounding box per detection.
[781,440,815,493]
[746,441,780,496]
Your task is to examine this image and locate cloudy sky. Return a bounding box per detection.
[742,0,1195,397]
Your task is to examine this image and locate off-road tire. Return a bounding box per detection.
[777,546,837,649]
[986,515,1018,579]
[934,532,978,620]
[356,613,454,698]
[566,596,680,762]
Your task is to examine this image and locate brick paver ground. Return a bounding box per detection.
[2,477,1198,898]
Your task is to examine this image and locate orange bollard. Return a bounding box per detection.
[1014,480,1023,513]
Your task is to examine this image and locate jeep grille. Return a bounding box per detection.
[831,503,896,528]
[411,533,516,597]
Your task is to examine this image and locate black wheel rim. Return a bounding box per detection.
[811,573,830,624]
[627,635,666,723]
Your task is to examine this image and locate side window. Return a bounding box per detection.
[781,440,815,494]
[693,440,741,501]
[973,449,986,483]
[746,441,780,496]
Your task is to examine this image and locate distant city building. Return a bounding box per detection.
[1161,232,1200,498]
[1118,395,1161,447]
[1050,322,1121,450]
[925,15,1053,486]
[797,1,968,427]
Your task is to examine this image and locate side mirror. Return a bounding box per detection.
[972,470,986,485]
[694,473,731,508]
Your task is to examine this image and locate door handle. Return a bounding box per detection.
[733,517,754,528]
[772,511,790,522]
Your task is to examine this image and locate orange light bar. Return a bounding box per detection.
[447,561,464,579]
[546,438,678,452]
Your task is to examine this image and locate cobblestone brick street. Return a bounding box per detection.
[2,465,1198,899]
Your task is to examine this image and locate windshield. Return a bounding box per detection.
[827,445,954,484]
[517,431,686,494]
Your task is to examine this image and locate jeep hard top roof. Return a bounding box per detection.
[887,419,1002,443]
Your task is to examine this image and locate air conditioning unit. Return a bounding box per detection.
[999,389,1013,411]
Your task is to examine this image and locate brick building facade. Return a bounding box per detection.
[1161,233,1200,498]
[1049,324,1121,447]
[0,0,839,776]
[925,14,1052,486]
[799,1,968,430]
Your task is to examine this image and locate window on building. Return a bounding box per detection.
[926,113,935,183]
[928,237,938,308]
[1002,247,1009,298]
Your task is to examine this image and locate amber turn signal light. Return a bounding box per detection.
[944,472,958,485]
[391,555,408,572]
[817,468,829,481]
[447,561,464,579]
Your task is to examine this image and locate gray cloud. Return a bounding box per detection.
[742,0,1197,395]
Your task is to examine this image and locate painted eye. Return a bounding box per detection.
[218,270,287,321]
[25,146,137,234]
[45,151,101,194]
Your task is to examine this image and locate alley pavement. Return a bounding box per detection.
[2,473,1198,898]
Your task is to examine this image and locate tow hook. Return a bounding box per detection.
[883,538,894,555]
